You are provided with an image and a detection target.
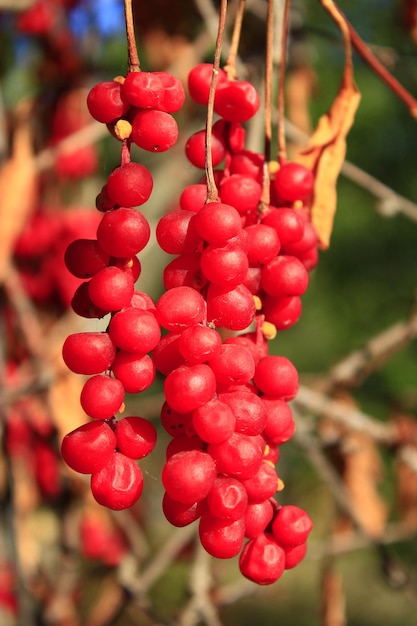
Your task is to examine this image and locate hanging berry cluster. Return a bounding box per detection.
[61,0,315,586]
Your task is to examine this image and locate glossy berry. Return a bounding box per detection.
[206,283,256,331]
[261,397,295,445]
[262,295,302,330]
[155,286,206,331]
[194,201,242,245]
[245,224,281,265]
[96,207,150,258]
[160,402,192,438]
[207,475,248,521]
[163,253,206,291]
[208,344,255,387]
[162,449,217,504]
[192,397,235,444]
[80,374,125,420]
[162,492,206,527]
[90,452,144,510]
[131,109,178,152]
[185,129,225,169]
[62,332,116,375]
[199,512,245,558]
[61,421,117,474]
[114,416,157,459]
[88,266,135,312]
[200,243,249,287]
[111,352,155,394]
[214,80,260,122]
[241,461,279,503]
[220,174,263,214]
[219,390,267,435]
[244,500,275,539]
[207,433,264,480]
[239,533,286,584]
[108,307,161,353]
[64,239,109,278]
[273,162,314,203]
[121,71,165,109]
[87,80,130,123]
[156,209,201,255]
[271,505,313,546]
[254,355,299,400]
[178,324,222,363]
[261,254,309,298]
[106,162,153,207]
[187,63,228,105]
[164,363,216,413]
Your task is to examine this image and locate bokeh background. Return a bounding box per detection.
[0,1,417,625]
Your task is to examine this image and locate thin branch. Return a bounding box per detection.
[293,385,397,445]
[178,544,222,626]
[124,0,140,72]
[205,0,228,203]
[277,0,290,165]
[223,0,246,80]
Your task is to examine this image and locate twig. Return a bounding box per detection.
[223,0,246,80]
[205,0,228,203]
[320,1,417,117]
[124,0,140,72]
[293,385,397,445]
[177,544,222,626]
[325,306,417,391]
[276,0,290,165]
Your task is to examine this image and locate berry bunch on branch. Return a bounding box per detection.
[58,0,364,585]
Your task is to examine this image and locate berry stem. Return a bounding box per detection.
[205,0,228,203]
[124,0,140,72]
[223,0,246,81]
[277,0,290,166]
[260,0,274,208]
[321,0,417,117]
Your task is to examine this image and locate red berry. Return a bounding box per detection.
[214,80,260,122]
[187,63,228,105]
[207,475,248,521]
[80,375,125,420]
[261,397,295,445]
[185,129,225,169]
[96,207,150,258]
[88,266,135,312]
[155,286,206,331]
[114,416,157,459]
[61,421,117,474]
[178,324,222,363]
[239,533,286,584]
[162,450,217,504]
[156,210,201,255]
[162,491,206,527]
[271,505,313,547]
[262,294,302,330]
[131,109,178,152]
[261,254,309,298]
[194,201,242,246]
[253,355,299,400]
[219,390,267,435]
[244,500,275,539]
[199,512,245,558]
[192,398,235,444]
[106,162,153,207]
[64,239,109,279]
[90,452,144,510]
[108,307,161,353]
[111,352,155,394]
[164,364,216,413]
[273,162,314,203]
[206,283,256,331]
[207,433,264,480]
[220,174,262,214]
[87,80,130,123]
[62,332,116,375]
[200,243,249,288]
[121,71,165,109]
[208,344,255,387]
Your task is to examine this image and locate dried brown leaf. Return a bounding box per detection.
[295,0,361,249]
[0,101,38,282]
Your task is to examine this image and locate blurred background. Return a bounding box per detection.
[0,0,417,624]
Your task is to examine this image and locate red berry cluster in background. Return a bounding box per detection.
[60,58,315,584]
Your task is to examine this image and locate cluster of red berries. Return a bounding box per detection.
[149,64,316,584]
[60,68,184,509]
[60,62,315,584]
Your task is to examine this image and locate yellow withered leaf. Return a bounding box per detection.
[0,101,38,281]
[295,0,361,249]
